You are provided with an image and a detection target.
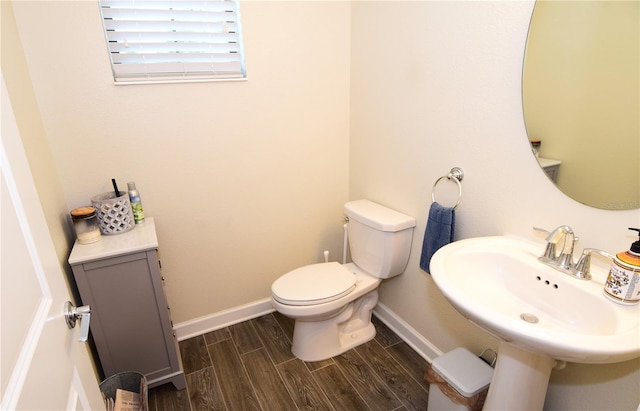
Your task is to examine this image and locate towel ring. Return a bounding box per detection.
[431,167,463,209]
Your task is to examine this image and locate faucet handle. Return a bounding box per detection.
[578,248,614,261]
[573,248,614,280]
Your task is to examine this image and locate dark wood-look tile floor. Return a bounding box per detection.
[149,312,430,411]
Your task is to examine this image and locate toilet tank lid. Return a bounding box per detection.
[345,200,416,232]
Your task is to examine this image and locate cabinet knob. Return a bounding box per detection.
[64,301,91,342]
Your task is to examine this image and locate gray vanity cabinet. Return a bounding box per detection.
[68,218,186,390]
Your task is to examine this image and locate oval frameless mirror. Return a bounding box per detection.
[522,0,639,210]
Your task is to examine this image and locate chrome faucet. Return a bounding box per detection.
[535,226,613,280]
[552,225,575,269]
[538,225,576,268]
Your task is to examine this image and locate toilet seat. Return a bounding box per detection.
[272,262,356,306]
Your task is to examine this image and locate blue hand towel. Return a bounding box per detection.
[420,202,455,273]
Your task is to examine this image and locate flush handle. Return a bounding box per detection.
[64,301,91,342]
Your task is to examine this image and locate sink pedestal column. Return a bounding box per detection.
[484,341,555,411]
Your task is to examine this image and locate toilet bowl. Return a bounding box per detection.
[271,199,416,362]
[272,262,381,361]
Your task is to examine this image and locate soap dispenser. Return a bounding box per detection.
[603,228,640,305]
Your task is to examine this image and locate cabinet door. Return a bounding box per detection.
[72,250,184,388]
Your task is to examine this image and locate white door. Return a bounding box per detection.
[1,74,105,410]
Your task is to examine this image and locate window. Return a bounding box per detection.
[98,0,246,84]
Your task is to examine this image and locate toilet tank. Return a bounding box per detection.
[344,200,416,279]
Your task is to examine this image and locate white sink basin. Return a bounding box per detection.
[430,236,640,410]
[430,236,640,363]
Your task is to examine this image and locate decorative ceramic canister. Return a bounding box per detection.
[603,228,640,305]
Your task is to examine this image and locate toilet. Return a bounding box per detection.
[271,199,416,361]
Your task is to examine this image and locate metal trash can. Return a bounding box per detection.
[99,371,148,411]
[425,348,494,411]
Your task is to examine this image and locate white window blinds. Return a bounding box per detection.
[98,0,246,84]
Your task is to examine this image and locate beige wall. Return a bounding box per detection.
[350,1,639,410]
[9,0,351,322]
[5,0,640,410]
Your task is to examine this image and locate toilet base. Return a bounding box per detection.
[291,290,379,362]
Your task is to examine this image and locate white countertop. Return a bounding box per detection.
[68,217,158,265]
[537,157,562,168]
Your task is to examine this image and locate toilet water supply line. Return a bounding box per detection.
[322,222,349,264]
[343,223,348,264]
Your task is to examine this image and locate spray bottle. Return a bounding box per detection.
[127,181,145,224]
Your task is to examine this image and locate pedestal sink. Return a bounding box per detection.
[430,236,640,410]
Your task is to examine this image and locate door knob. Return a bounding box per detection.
[64,301,91,342]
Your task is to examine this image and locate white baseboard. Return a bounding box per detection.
[173,298,442,364]
[173,298,274,341]
[373,302,443,363]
